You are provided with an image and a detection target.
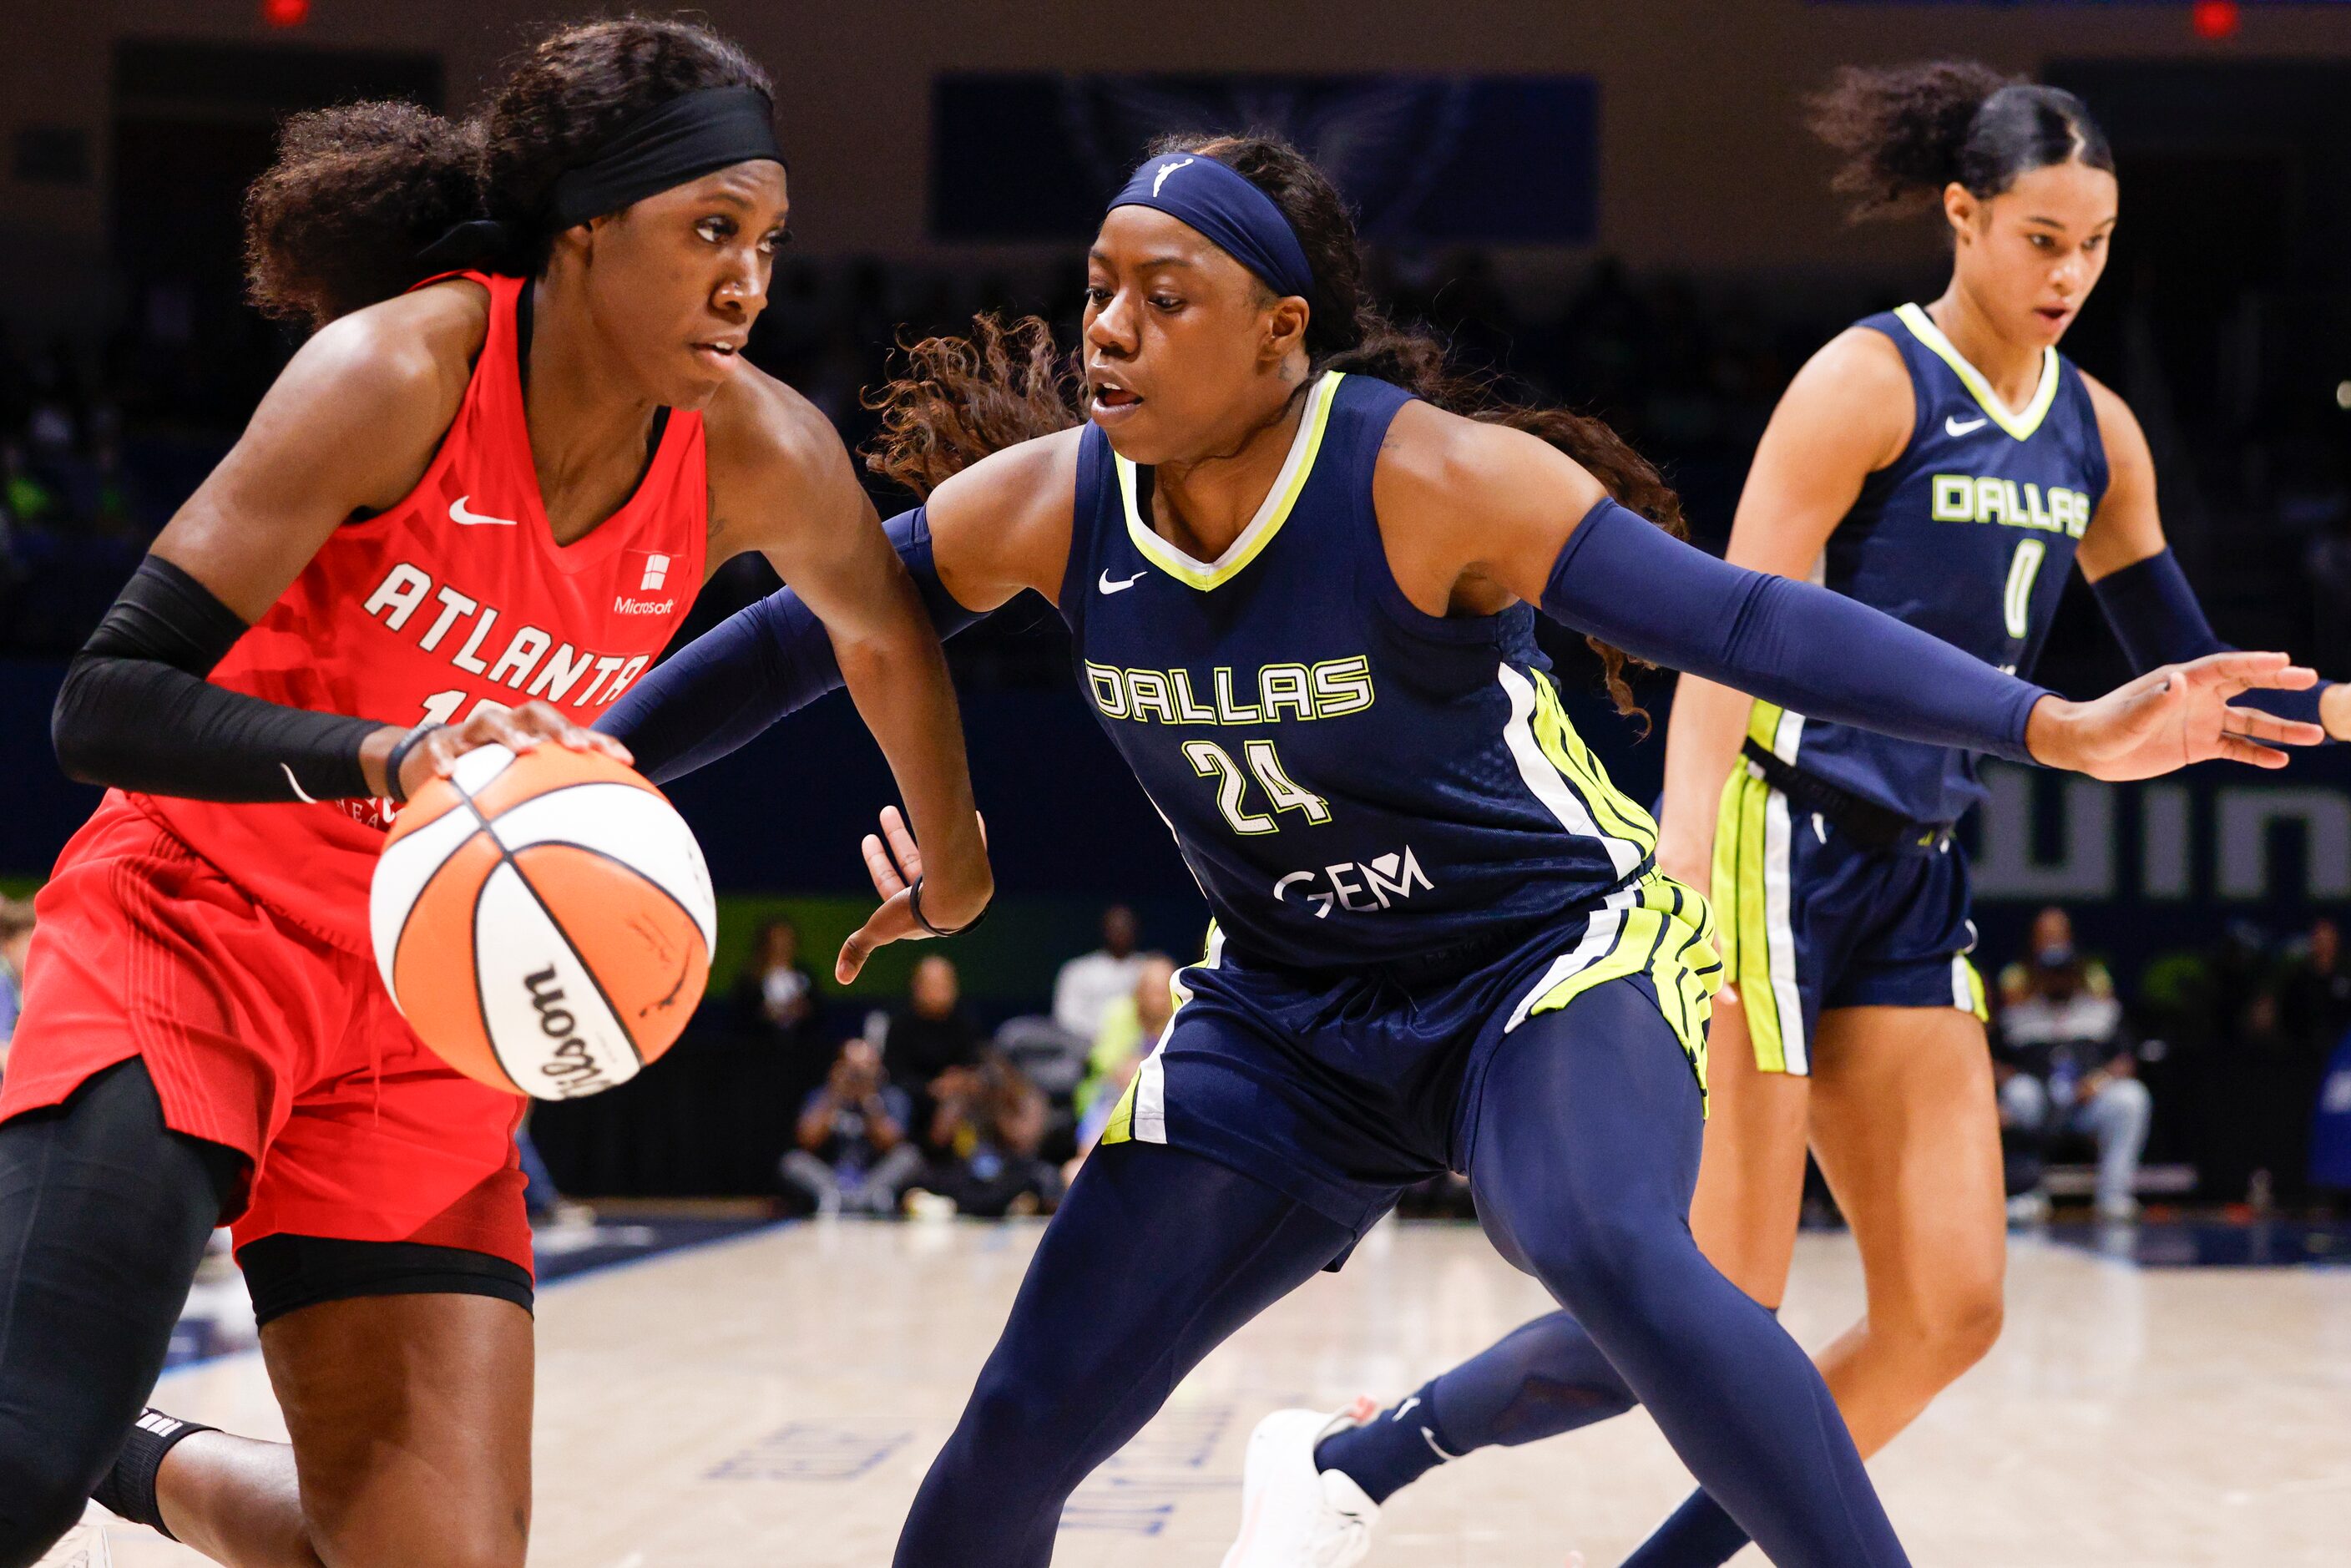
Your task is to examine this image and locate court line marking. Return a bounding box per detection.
[156,1216,795,1384]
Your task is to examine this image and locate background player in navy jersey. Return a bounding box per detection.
[1274,62,2351,1568]
[603,133,2315,1568]
[0,18,988,1568]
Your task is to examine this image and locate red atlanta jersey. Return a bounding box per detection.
[134,271,707,955]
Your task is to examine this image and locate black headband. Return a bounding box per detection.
[549,84,784,228]
[417,85,783,269]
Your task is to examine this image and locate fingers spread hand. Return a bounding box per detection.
[2223,706,2327,748]
[862,832,909,899]
[2211,733,2293,770]
[838,891,920,983]
[2182,650,2303,696]
[879,805,923,885]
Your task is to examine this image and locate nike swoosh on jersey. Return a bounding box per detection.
[449,495,519,527]
[1944,416,1990,438]
[1099,569,1145,594]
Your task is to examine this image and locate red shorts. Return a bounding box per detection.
[0,792,532,1274]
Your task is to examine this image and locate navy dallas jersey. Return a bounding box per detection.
[1059,369,1660,974]
[1752,302,2111,827]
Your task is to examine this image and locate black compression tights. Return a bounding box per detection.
[893,979,1908,1568]
[0,1060,240,1565]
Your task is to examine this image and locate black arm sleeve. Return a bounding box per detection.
[52,556,382,802]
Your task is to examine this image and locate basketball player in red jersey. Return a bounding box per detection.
[0,19,988,1568]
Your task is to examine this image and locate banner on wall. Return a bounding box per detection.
[930,73,1600,245]
[1961,758,2351,974]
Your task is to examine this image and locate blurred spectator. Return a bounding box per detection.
[2275,918,2351,1055]
[0,896,33,1074]
[1069,954,1178,1176]
[1997,907,2151,1222]
[879,953,988,1095]
[1079,953,1176,1101]
[785,1039,923,1216]
[919,1053,1057,1217]
[1053,903,1144,1043]
[735,916,825,1051]
[733,915,834,1141]
[1,440,53,527]
[2219,912,2351,1212]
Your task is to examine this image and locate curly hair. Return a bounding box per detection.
[244,16,771,329]
[1807,61,2114,223]
[865,134,1688,723]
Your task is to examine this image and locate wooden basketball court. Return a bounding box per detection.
[107,1219,2351,1566]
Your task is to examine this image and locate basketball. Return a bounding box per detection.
[369,742,718,1100]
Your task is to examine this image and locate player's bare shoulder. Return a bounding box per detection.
[927,425,1085,604]
[701,361,867,556]
[211,276,489,518]
[1777,324,1916,470]
[308,276,488,422]
[704,361,847,483]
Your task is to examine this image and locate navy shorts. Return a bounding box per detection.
[1095,873,1721,1241]
[1710,760,1987,1079]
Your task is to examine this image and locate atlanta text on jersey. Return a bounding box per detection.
[361,561,655,710]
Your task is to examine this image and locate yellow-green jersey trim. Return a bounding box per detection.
[1713,727,1996,1079]
[1498,664,1655,883]
[1956,953,1989,1022]
[1714,727,1805,1075]
[1511,872,1723,1102]
[1099,922,1217,1147]
[1894,303,2060,443]
[1113,371,1342,592]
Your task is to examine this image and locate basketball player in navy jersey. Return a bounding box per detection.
[1246,63,2351,1568]
[604,132,2316,1566]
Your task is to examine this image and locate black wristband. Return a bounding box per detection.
[908,874,985,938]
[91,1408,215,1541]
[383,721,443,806]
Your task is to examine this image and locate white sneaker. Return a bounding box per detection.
[1221,1406,1378,1568]
[35,1509,112,1568]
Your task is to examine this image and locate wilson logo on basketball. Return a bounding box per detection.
[371,744,716,1102]
[524,965,613,1098]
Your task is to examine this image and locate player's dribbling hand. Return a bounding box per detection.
[380,700,635,801]
[2025,650,2323,781]
[837,804,988,983]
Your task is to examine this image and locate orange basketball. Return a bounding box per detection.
[369,742,717,1100]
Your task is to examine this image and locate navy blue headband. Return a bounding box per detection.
[1106,153,1316,301]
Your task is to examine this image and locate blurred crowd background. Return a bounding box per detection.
[4,2,2351,1221]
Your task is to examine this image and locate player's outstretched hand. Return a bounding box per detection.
[837,805,989,983]
[2025,650,2323,781]
[392,700,634,800]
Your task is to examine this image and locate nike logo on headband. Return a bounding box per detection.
[1152,158,1195,197]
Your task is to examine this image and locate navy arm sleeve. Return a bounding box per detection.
[1541,498,2049,764]
[2091,547,2329,732]
[601,507,987,784]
